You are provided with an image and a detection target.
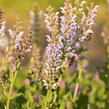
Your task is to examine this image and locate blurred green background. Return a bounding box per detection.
[0,0,109,71]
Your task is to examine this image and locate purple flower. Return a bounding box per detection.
[44,41,62,74]
[24,78,30,85]
[34,94,40,102]
[60,80,66,88]
[43,0,98,89]
[94,72,99,80]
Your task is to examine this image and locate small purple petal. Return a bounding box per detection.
[60,80,66,88]
[34,95,40,102]
[24,78,30,85]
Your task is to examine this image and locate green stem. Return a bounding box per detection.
[73,68,82,101]
[6,71,18,109]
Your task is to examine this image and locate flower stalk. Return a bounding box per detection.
[73,67,82,101]
[6,71,18,109]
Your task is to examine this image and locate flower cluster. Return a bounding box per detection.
[60,1,99,61]
[0,10,8,49]
[42,0,98,89]
[30,4,44,45]
[0,13,32,108]
[8,18,32,72]
[42,6,62,89]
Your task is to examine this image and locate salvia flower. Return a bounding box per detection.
[42,0,98,89]
[42,6,63,89]
[0,11,8,49]
[8,18,32,72]
[30,4,44,44]
[60,1,99,60]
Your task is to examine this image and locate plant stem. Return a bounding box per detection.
[73,68,82,101]
[6,71,18,109]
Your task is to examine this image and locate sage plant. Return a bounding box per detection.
[43,0,98,93]
[0,0,108,109]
